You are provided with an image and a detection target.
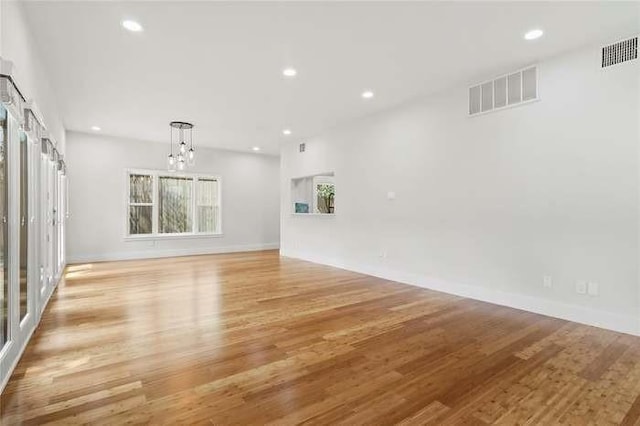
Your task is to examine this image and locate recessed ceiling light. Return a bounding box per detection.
[282,68,297,77]
[524,29,543,40]
[252,146,261,151]
[122,20,143,32]
[91,126,101,131]
[282,129,292,135]
[361,90,374,99]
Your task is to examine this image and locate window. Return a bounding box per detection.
[197,178,219,233]
[126,170,221,237]
[128,174,153,235]
[159,176,192,234]
[315,183,335,214]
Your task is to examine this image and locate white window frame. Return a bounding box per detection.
[127,170,155,236]
[124,168,222,240]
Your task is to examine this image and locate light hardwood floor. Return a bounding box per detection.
[1,250,640,425]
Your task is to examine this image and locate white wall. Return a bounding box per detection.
[281,41,640,335]
[0,1,65,152]
[66,132,280,262]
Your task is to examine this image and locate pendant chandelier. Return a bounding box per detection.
[167,121,195,171]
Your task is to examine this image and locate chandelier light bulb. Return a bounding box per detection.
[167,154,176,172]
[179,141,187,154]
[187,148,195,166]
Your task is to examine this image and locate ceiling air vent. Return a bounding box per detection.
[602,36,637,68]
[469,66,538,116]
[299,143,306,153]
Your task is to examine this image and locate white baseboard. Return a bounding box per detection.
[281,249,640,337]
[68,242,280,264]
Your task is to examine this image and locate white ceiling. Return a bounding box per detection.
[23,1,640,155]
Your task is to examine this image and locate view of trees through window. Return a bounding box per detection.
[316,183,335,214]
[128,174,153,235]
[197,178,218,233]
[159,176,192,234]
[127,171,220,236]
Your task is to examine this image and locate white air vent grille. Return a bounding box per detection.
[602,37,637,68]
[469,66,538,116]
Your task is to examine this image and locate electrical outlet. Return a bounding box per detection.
[576,280,587,295]
[543,276,552,288]
[587,282,599,297]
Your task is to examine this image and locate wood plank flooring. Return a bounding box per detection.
[2,250,640,424]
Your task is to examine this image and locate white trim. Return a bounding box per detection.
[67,243,280,264]
[280,249,640,337]
[124,232,224,241]
[291,171,335,180]
[291,213,335,217]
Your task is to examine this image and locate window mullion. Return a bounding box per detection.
[192,177,197,234]
[153,173,159,235]
[216,179,221,234]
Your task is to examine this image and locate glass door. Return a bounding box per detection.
[39,145,55,308]
[54,167,62,278]
[0,105,8,358]
[58,173,66,271]
[14,126,37,358]
[39,147,48,298]
[0,105,36,388]
[25,129,41,325]
[0,77,67,392]
[50,156,57,281]
[19,132,31,326]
